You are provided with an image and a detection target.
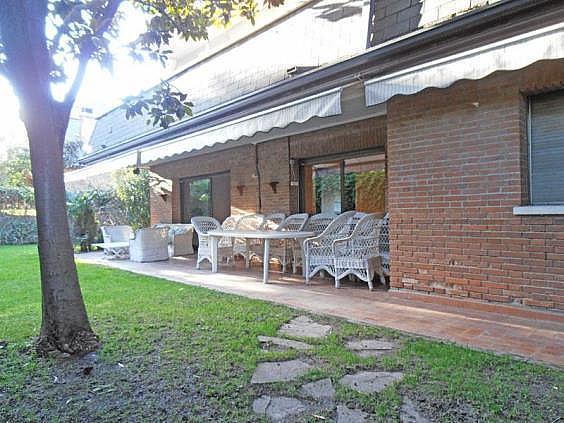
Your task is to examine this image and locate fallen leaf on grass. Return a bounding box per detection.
[53,376,65,384]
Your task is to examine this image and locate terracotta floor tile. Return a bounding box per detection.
[77,252,564,367]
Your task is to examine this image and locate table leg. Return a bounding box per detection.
[211,236,219,273]
[263,238,270,284]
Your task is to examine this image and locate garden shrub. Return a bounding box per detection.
[113,168,151,230]
[0,215,37,245]
[0,186,35,215]
[67,189,129,249]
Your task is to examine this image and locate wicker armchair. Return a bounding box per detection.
[218,216,239,264]
[153,223,194,256]
[333,213,385,290]
[233,214,264,267]
[129,227,169,263]
[303,211,356,282]
[380,213,390,276]
[254,213,309,273]
[292,213,336,274]
[191,216,233,269]
[261,213,286,230]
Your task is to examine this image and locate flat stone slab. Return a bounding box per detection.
[300,378,335,401]
[336,405,368,423]
[251,359,312,384]
[258,335,313,351]
[278,316,332,339]
[346,339,397,357]
[400,398,431,423]
[253,395,307,422]
[340,371,404,394]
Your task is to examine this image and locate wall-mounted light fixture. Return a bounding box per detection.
[269,181,279,193]
[236,185,246,196]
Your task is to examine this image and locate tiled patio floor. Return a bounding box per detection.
[77,252,564,367]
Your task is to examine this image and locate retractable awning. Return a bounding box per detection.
[65,150,138,183]
[65,87,342,183]
[140,86,342,163]
[364,22,564,107]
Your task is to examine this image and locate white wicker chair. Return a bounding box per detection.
[101,225,132,243]
[380,213,390,276]
[255,213,309,273]
[303,211,356,283]
[261,213,285,230]
[100,225,133,258]
[191,216,233,269]
[129,227,169,263]
[233,214,264,268]
[333,213,385,290]
[218,216,239,264]
[292,213,336,274]
[340,211,367,237]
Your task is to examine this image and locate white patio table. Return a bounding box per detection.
[207,229,315,284]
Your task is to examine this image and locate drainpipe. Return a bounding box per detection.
[255,144,262,213]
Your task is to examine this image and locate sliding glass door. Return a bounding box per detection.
[300,152,386,215]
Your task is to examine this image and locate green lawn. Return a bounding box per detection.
[0,245,562,422]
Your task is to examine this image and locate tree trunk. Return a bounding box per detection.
[29,116,99,355]
[0,0,98,355]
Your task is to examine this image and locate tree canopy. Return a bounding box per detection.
[0,0,283,355]
[1,0,284,130]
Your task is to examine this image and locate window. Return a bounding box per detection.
[529,91,564,205]
[180,172,231,223]
[300,152,386,214]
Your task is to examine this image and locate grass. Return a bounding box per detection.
[0,245,562,422]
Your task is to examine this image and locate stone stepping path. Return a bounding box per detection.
[336,405,368,423]
[258,335,313,351]
[251,359,312,384]
[400,398,431,423]
[252,395,308,422]
[278,316,332,339]
[300,378,335,401]
[251,318,409,421]
[340,371,404,394]
[346,339,397,357]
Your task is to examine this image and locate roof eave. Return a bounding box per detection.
[80,0,563,165]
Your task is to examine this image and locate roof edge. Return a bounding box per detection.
[81,0,563,165]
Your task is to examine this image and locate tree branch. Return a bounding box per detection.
[48,3,83,57]
[134,0,179,30]
[61,0,122,116]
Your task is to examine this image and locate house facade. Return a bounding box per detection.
[68,0,564,311]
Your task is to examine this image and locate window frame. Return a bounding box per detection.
[298,147,385,214]
[513,90,564,215]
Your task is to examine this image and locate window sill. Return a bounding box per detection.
[513,205,564,215]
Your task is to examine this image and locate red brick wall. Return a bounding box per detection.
[150,116,387,221]
[387,60,564,310]
[150,187,172,225]
[258,138,291,214]
[150,144,260,221]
